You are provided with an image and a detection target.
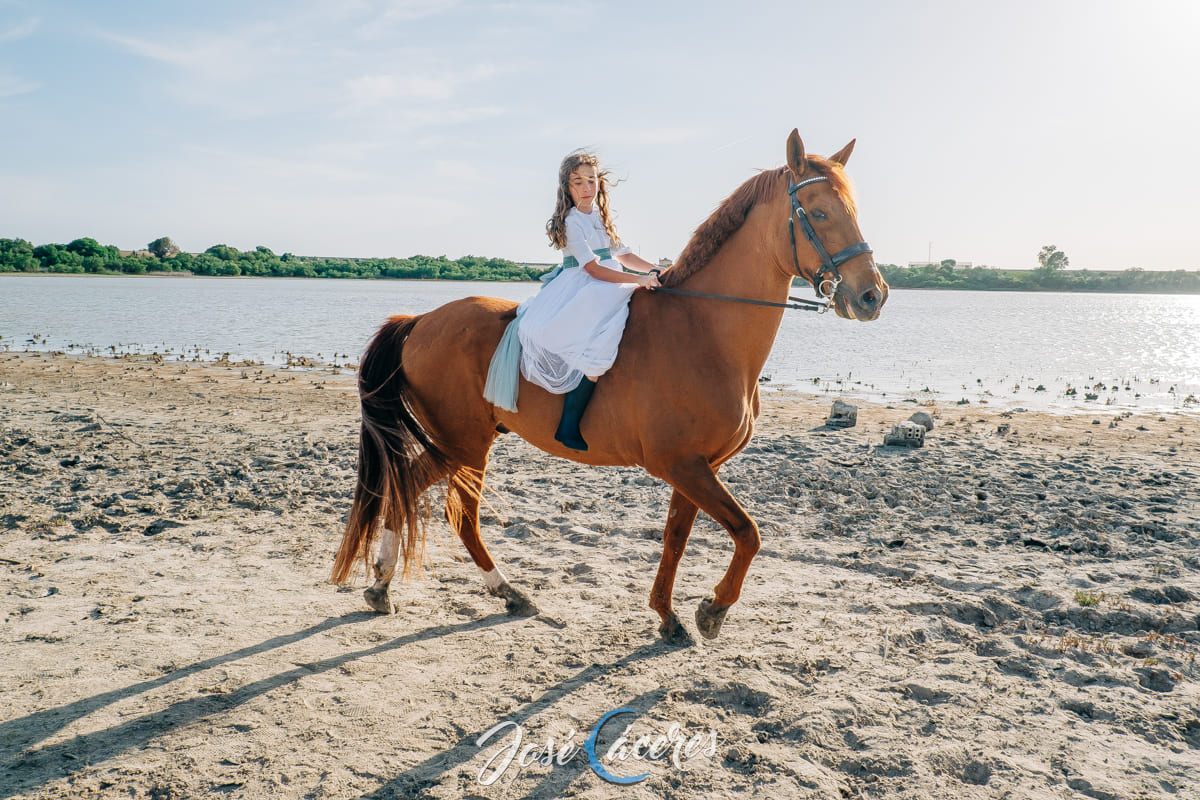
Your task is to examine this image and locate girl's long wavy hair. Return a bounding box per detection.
[545,150,620,249]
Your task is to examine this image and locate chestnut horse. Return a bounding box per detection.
[332,130,888,643]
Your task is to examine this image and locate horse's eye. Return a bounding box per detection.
[812,209,828,221]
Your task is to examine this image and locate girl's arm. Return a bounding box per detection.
[564,216,658,288]
[583,260,659,289]
[614,252,659,274]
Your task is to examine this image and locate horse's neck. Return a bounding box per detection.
[673,209,792,387]
[678,198,792,298]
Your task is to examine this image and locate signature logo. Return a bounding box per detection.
[476,708,718,786]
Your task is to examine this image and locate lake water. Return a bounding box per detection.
[2,275,1198,414]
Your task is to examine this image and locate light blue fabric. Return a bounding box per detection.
[561,247,611,271]
[483,306,526,412]
[483,246,615,411]
[541,247,612,285]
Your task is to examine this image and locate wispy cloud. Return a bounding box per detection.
[595,125,702,147]
[93,28,277,83]
[181,145,376,185]
[411,104,505,126]
[355,0,460,38]
[0,71,37,97]
[91,23,334,119]
[92,14,505,130]
[380,0,459,21]
[344,63,497,106]
[711,135,752,154]
[0,16,37,42]
[347,73,455,103]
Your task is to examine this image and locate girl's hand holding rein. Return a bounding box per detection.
[581,259,658,289]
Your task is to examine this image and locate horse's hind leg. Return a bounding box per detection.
[449,462,539,617]
[364,451,450,614]
[364,526,400,613]
[649,490,700,645]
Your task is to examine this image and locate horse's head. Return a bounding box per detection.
[783,129,888,321]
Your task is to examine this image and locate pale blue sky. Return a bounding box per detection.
[1,0,1197,269]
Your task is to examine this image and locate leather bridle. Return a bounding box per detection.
[653,173,875,314]
[787,175,873,300]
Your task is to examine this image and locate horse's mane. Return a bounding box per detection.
[661,157,856,287]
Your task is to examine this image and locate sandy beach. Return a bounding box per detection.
[2,350,1199,799]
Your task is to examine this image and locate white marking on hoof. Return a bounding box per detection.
[482,567,508,593]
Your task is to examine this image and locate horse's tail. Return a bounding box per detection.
[331,314,455,585]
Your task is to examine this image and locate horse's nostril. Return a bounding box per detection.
[860,289,878,309]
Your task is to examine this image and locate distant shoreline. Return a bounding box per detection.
[5,235,1197,291]
[0,270,546,283]
[4,269,1200,295]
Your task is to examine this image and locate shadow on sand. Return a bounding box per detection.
[0,611,511,798]
[357,640,678,799]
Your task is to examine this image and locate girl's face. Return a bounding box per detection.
[567,165,599,213]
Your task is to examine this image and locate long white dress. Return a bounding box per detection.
[517,206,637,394]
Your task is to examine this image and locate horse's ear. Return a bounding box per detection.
[829,139,856,167]
[786,129,807,178]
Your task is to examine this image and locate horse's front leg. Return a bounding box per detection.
[364,526,400,613]
[665,459,760,640]
[649,489,700,645]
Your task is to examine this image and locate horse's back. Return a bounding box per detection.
[396,293,632,465]
[391,292,757,471]
[402,294,516,359]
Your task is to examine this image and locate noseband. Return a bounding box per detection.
[788,175,873,300]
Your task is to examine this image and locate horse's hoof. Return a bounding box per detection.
[695,598,729,640]
[363,586,393,614]
[498,583,539,617]
[658,614,695,647]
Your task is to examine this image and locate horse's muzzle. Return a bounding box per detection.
[836,269,888,321]
[853,285,886,319]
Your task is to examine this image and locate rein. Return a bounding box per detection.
[655,173,872,314]
[653,286,829,312]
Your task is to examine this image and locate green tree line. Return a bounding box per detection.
[876,260,1200,294]
[4,236,1199,293]
[0,236,547,281]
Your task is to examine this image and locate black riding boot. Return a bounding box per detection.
[554,378,596,451]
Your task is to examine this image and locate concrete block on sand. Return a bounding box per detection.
[827,400,858,428]
[884,420,926,447]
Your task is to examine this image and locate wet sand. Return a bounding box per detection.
[2,351,1199,799]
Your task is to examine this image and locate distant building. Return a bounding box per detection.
[907,261,972,268]
[658,258,673,268]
